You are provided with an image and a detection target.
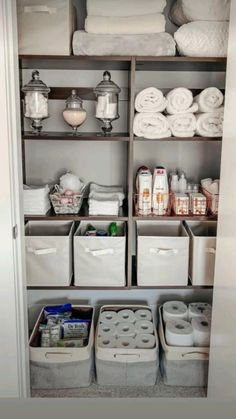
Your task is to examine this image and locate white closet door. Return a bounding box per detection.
[208,1,236,398]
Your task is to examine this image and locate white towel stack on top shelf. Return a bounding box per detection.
[88,183,125,216]
[23,184,51,215]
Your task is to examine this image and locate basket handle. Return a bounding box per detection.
[114,354,140,362]
[27,247,57,256]
[24,6,57,14]
[45,352,73,361]
[182,351,208,360]
[149,248,178,256]
[85,248,114,257]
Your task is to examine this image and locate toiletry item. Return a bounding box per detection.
[193,184,199,193]
[96,230,108,237]
[50,325,62,346]
[188,303,212,320]
[189,193,207,215]
[117,323,136,337]
[163,301,188,324]
[62,319,90,339]
[40,328,50,348]
[171,174,179,193]
[178,174,187,193]
[117,309,136,323]
[100,311,118,324]
[135,334,155,349]
[135,320,154,335]
[59,173,83,193]
[109,222,118,236]
[98,336,117,348]
[165,320,194,347]
[98,323,117,337]
[85,224,97,236]
[136,166,152,215]
[152,166,169,214]
[192,317,211,347]
[116,336,136,349]
[63,89,87,134]
[173,193,189,215]
[134,309,152,322]
[57,338,85,348]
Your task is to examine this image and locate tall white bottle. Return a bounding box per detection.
[170,174,179,193]
[179,174,187,193]
[152,166,169,215]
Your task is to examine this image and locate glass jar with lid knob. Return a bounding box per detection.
[94,71,121,135]
[22,70,50,134]
[63,89,87,134]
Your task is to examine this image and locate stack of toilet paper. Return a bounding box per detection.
[162,301,212,347]
[97,307,156,350]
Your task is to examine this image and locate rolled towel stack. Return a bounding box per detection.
[88,183,125,216]
[23,184,51,215]
[194,87,224,137]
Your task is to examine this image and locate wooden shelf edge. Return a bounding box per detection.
[134,136,222,142]
[27,285,213,290]
[23,132,130,142]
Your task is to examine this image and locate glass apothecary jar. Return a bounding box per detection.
[94,71,121,134]
[22,70,50,133]
[63,89,87,134]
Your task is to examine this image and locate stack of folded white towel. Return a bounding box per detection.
[23,184,51,215]
[133,86,224,138]
[88,183,125,216]
[170,0,229,57]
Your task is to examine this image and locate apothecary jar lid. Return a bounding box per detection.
[94,71,121,95]
[22,70,50,94]
[65,89,83,109]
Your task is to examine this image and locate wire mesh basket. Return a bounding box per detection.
[133,193,172,217]
[50,183,88,215]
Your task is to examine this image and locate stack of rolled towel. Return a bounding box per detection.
[88,183,125,216]
[170,0,229,57]
[23,184,51,215]
[133,86,224,139]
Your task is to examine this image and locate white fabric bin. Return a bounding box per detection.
[95,305,159,386]
[29,305,94,389]
[17,0,76,55]
[159,306,209,387]
[137,221,189,286]
[74,222,126,287]
[185,221,217,286]
[25,221,74,287]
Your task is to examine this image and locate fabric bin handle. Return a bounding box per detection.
[45,352,73,361]
[182,351,208,360]
[114,354,140,362]
[149,248,178,256]
[85,248,114,257]
[27,247,57,256]
[205,247,216,255]
[24,6,57,14]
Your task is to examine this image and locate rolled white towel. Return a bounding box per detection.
[166,88,198,115]
[174,22,229,58]
[196,109,224,137]
[135,87,167,113]
[87,0,166,17]
[170,0,230,24]
[85,14,166,35]
[133,113,171,139]
[167,113,196,137]
[194,88,224,113]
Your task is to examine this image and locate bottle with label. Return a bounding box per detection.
[152,166,169,213]
[170,174,179,193]
[136,166,152,215]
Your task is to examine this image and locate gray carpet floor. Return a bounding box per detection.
[31,376,206,398]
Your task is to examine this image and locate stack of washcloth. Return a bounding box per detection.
[88,183,125,216]
[23,184,51,215]
[73,0,176,56]
[170,0,229,57]
[133,86,224,138]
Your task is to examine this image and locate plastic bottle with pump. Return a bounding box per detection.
[170,174,179,193]
[179,173,187,193]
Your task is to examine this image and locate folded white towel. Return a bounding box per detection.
[89,191,125,207]
[194,88,224,113]
[196,109,224,137]
[133,113,171,139]
[90,183,124,194]
[85,14,166,35]
[167,113,196,137]
[87,0,166,17]
[170,0,230,25]
[166,88,198,115]
[135,88,167,113]
[89,198,120,216]
[174,22,229,58]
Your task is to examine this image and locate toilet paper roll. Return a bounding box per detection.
[98,323,117,337]
[134,309,152,322]
[97,336,117,348]
[163,301,188,324]
[100,310,118,324]
[116,336,136,349]
[117,322,136,337]
[117,309,136,323]
[135,320,154,335]
[188,303,212,320]
[135,334,155,349]
[192,317,211,347]
[165,320,194,347]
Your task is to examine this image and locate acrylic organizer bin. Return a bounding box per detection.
[133,193,172,217]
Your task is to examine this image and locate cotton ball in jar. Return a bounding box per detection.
[60,173,82,193]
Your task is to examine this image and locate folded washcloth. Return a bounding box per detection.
[166,88,198,115]
[89,191,124,207]
[194,88,224,113]
[87,0,166,17]
[196,109,224,137]
[174,21,229,58]
[85,14,166,35]
[90,183,124,193]
[135,87,167,113]
[89,197,120,216]
[73,31,176,56]
[133,112,171,139]
[170,0,230,25]
[167,113,196,137]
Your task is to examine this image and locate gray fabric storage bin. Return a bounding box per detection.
[159,306,209,387]
[29,305,94,389]
[137,221,189,286]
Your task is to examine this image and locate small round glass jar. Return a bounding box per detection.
[63,89,87,134]
[22,70,50,133]
[94,71,121,135]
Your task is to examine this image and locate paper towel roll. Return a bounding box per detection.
[165,320,194,347]
[188,303,212,320]
[97,336,117,348]
[116,336,136,349]
[98,323,117,337]
[100,310,118,324]
[135,320,154,334]
[192,317,211,347]
[163,301,188,324]
[117,322,136,337]
[135,334,155,349]
[135,309,152,321]
[117,309,136,323]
